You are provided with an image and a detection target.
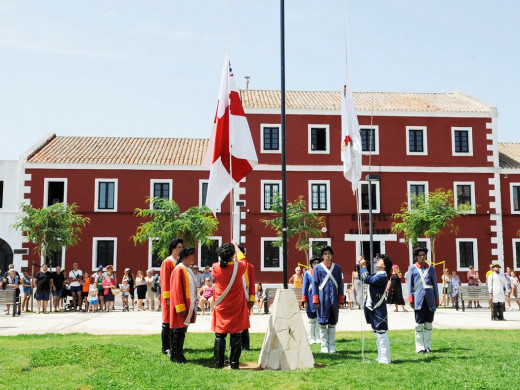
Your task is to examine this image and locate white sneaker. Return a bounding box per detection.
[321,346,329,353]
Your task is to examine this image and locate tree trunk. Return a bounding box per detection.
[431,237,436,264]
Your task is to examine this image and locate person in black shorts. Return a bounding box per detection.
[52,266,66,311]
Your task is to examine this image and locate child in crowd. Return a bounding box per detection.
[88,278,98,313]
[345,284,352,310]
[82,272,91,312]
[120,279,130,311]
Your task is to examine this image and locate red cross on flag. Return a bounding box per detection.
[203,53,258,214]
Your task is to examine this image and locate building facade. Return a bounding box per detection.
[4,90,520,284]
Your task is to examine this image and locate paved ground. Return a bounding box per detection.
[1,304,519,336]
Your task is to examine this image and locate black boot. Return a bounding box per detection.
[161,323,171,354]
[169,329,178,363]
[492,303,499,320]
[498,302,505,320]
[176,328,187,363]
[214,333,226,369]
[241,329,250,351]
[230,332,242,369]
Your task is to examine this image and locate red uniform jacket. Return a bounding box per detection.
[169,264,197,329]
[211,252,250,334]
[160,256,176,323]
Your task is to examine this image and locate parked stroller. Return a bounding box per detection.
[62,284,74,312]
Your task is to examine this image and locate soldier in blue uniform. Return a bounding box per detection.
[312,246,344,353]
[360,254,393,364]
[407,247,439,354]
[302,255,321,344]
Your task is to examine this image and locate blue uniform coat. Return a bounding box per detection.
[360,267,389,331]
[312,262,344,325]
[302,269,316,316]
[407,263,439,312]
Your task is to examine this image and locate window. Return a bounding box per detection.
[358,181,380,213]
[0,181,3,208]
[261,238,283,271]
[360,126,379,154]
[199,180,220,212]
[408,239,431,266]
[46,247,64,268]
[150,179,172,209]
[510,183,520,214]
[309,180,330,213]
[452,127,473,156]
[406,126,427,155]
[44,178,68,207]
[199,237,222,268]
[95,179,118,212]
[261,124,280,153]
[456,239,478,271]
[149,238,161,270]
[407,181,429,209]
[308,125,330,154]
[513,240,520,271]
[454,182,475,213]
[261,180,281,212]
[92,238,117,270]
[309,238,331,257]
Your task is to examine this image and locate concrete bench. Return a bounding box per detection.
[0,289,21,317]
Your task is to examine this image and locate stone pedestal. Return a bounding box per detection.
[258,288,315,370]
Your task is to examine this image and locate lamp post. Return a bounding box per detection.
[280,0,288,289]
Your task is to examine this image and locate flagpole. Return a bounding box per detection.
[280,0,288,289]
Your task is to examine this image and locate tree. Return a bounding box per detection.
[391,188,472,262]
[133,197,219,260]
[12,202,90,264]
[261,194,326,265]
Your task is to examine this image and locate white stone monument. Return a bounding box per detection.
[258,288,315,370]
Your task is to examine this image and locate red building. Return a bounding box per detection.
[15,90,520,284]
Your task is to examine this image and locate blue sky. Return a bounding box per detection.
[1,1,518,160]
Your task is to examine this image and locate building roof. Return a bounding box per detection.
[26,135,209,165]
[240,89,494,113]
[499,143,520,169]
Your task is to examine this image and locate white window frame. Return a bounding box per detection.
[451,127,473,156]
[407,181,429,210]
[308,180,331,213]
[261,124,281,154]
[150,179,173,209]
[148,238,160,271]
[357,180,381,214]
[360,125,379,155]
[43,178,68,207]
[309,237,331,258]
[456,238,478,272]
[261,237,283,272]
[199,179,220,212]
[453,181,476,214]
[406,126,428,156]
[92,237,118,272]
[42,246,66,270]
[509,182,520,214]
[513,239,520,271]
[408,239,431,266]
[94,178,118,212]
[307,124,330,154]
[198,236,222,268]
[261,180,282,213]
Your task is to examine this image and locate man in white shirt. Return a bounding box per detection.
[487,263,508,321]
[68,263,83,311]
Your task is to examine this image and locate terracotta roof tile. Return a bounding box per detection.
[27,136,209,166]
[499,143,520,169]
[240,90,493,113]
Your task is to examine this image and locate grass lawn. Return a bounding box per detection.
[2,330,518,390]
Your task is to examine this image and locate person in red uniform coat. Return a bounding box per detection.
[169,247,197,363]
[160,238,183,355]
[238,245,255,351]
[212,240,249,369]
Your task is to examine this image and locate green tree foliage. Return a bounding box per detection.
[133,197,219,260]
[391,188,472,262]
[261,194,325,264]
[12,202,90,264]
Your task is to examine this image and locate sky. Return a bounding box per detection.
[0,0,518,160]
